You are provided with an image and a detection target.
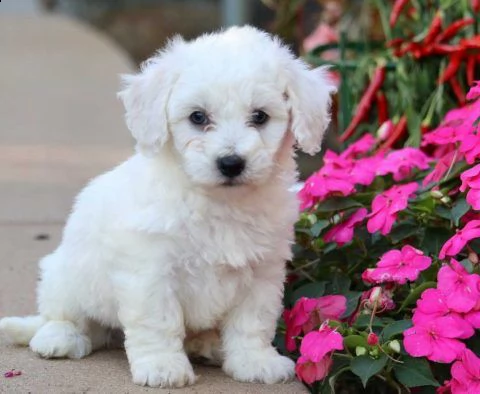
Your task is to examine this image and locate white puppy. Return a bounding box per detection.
[0,26,334,387]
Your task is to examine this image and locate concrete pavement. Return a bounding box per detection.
[0,13,306,394]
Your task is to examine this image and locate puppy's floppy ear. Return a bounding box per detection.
[118,36,184,155]
[285,63,336,155]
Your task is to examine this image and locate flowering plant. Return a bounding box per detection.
[277,1,480,392]
[278,80,480,393]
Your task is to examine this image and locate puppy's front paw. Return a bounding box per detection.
[131,352,196,387]
[223,347,295,384]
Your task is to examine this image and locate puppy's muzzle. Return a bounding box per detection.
[216,155,246,178]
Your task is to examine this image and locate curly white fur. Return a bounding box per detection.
[0,26,334,388]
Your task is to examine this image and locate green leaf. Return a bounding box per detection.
[398,281,437,311]
[435,206,452,221]
[451,198,470,226]
[421,227,451,256]
[327,273,351,294]
[344,335,368,350]
[315,198,363,212]
[394,357,440,388]
[390,222,419,243]
[310,220,330,237]
[292,281,327,303]
[381,320,413,341]
[459,258,474,273]
[350,354,388,388]
[341,291,363,319]
[353,314,385,329]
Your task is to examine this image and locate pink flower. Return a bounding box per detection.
[377,148,431,181]
[460,134,480,164]
[324,208,368,246]
[423,149,462,186]
[422,119,470,146]
[351,155,383,186]
[341,134,376,159]
[295,325,344,384]
[466,80,480,101]
[284,295,346,351]
[463,300,480,329]
[295,356,332,384]
[439,220,480,259]
[460,164,480,210]
[437,259,480,313]
[450,349,480,393]
[436,380,452,394]
[422,101,480,147]
[403,316,467,363]
[298,167,355,210]
[367,182,418,235]
[361,245,431,285]
[299,325,344,362]
[460,164,480,190]
[412,288,474,339]
[325,150,378,186]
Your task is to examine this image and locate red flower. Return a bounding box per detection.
[295,356,332,384]
[284,295,346,351]
[295,325,344,384]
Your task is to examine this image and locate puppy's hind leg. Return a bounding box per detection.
[29,320,92,359]
[29,252,92,359]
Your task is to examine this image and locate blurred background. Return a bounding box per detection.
[1,0,478,189]
[0,0,380,186]
[0,0,373,64]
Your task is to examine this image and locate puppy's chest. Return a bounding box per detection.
[179,212,290,267]
[176,263,253,330]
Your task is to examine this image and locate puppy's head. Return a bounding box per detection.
[119,26,335,188]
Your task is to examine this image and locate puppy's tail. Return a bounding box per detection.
[0,315,46,345]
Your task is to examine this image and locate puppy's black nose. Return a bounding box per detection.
[216,155,246,178]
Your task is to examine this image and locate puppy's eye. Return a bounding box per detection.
[251,110,269,126]
[189,111,209,126]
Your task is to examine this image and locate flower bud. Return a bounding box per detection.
[388,340,401,354]
[440,196,451,204]
[369,287,382,305]
[376,120,393,141]
[367,333,379,346]
[430,190,444,199]
[355,346,367,356]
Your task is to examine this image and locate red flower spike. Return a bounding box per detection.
[390,0,410,28]
[424,13,443,46]
[339,66,386,142]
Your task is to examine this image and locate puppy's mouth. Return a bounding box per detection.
[220,178,244,187]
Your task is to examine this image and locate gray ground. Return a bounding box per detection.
[0,12,306,394]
